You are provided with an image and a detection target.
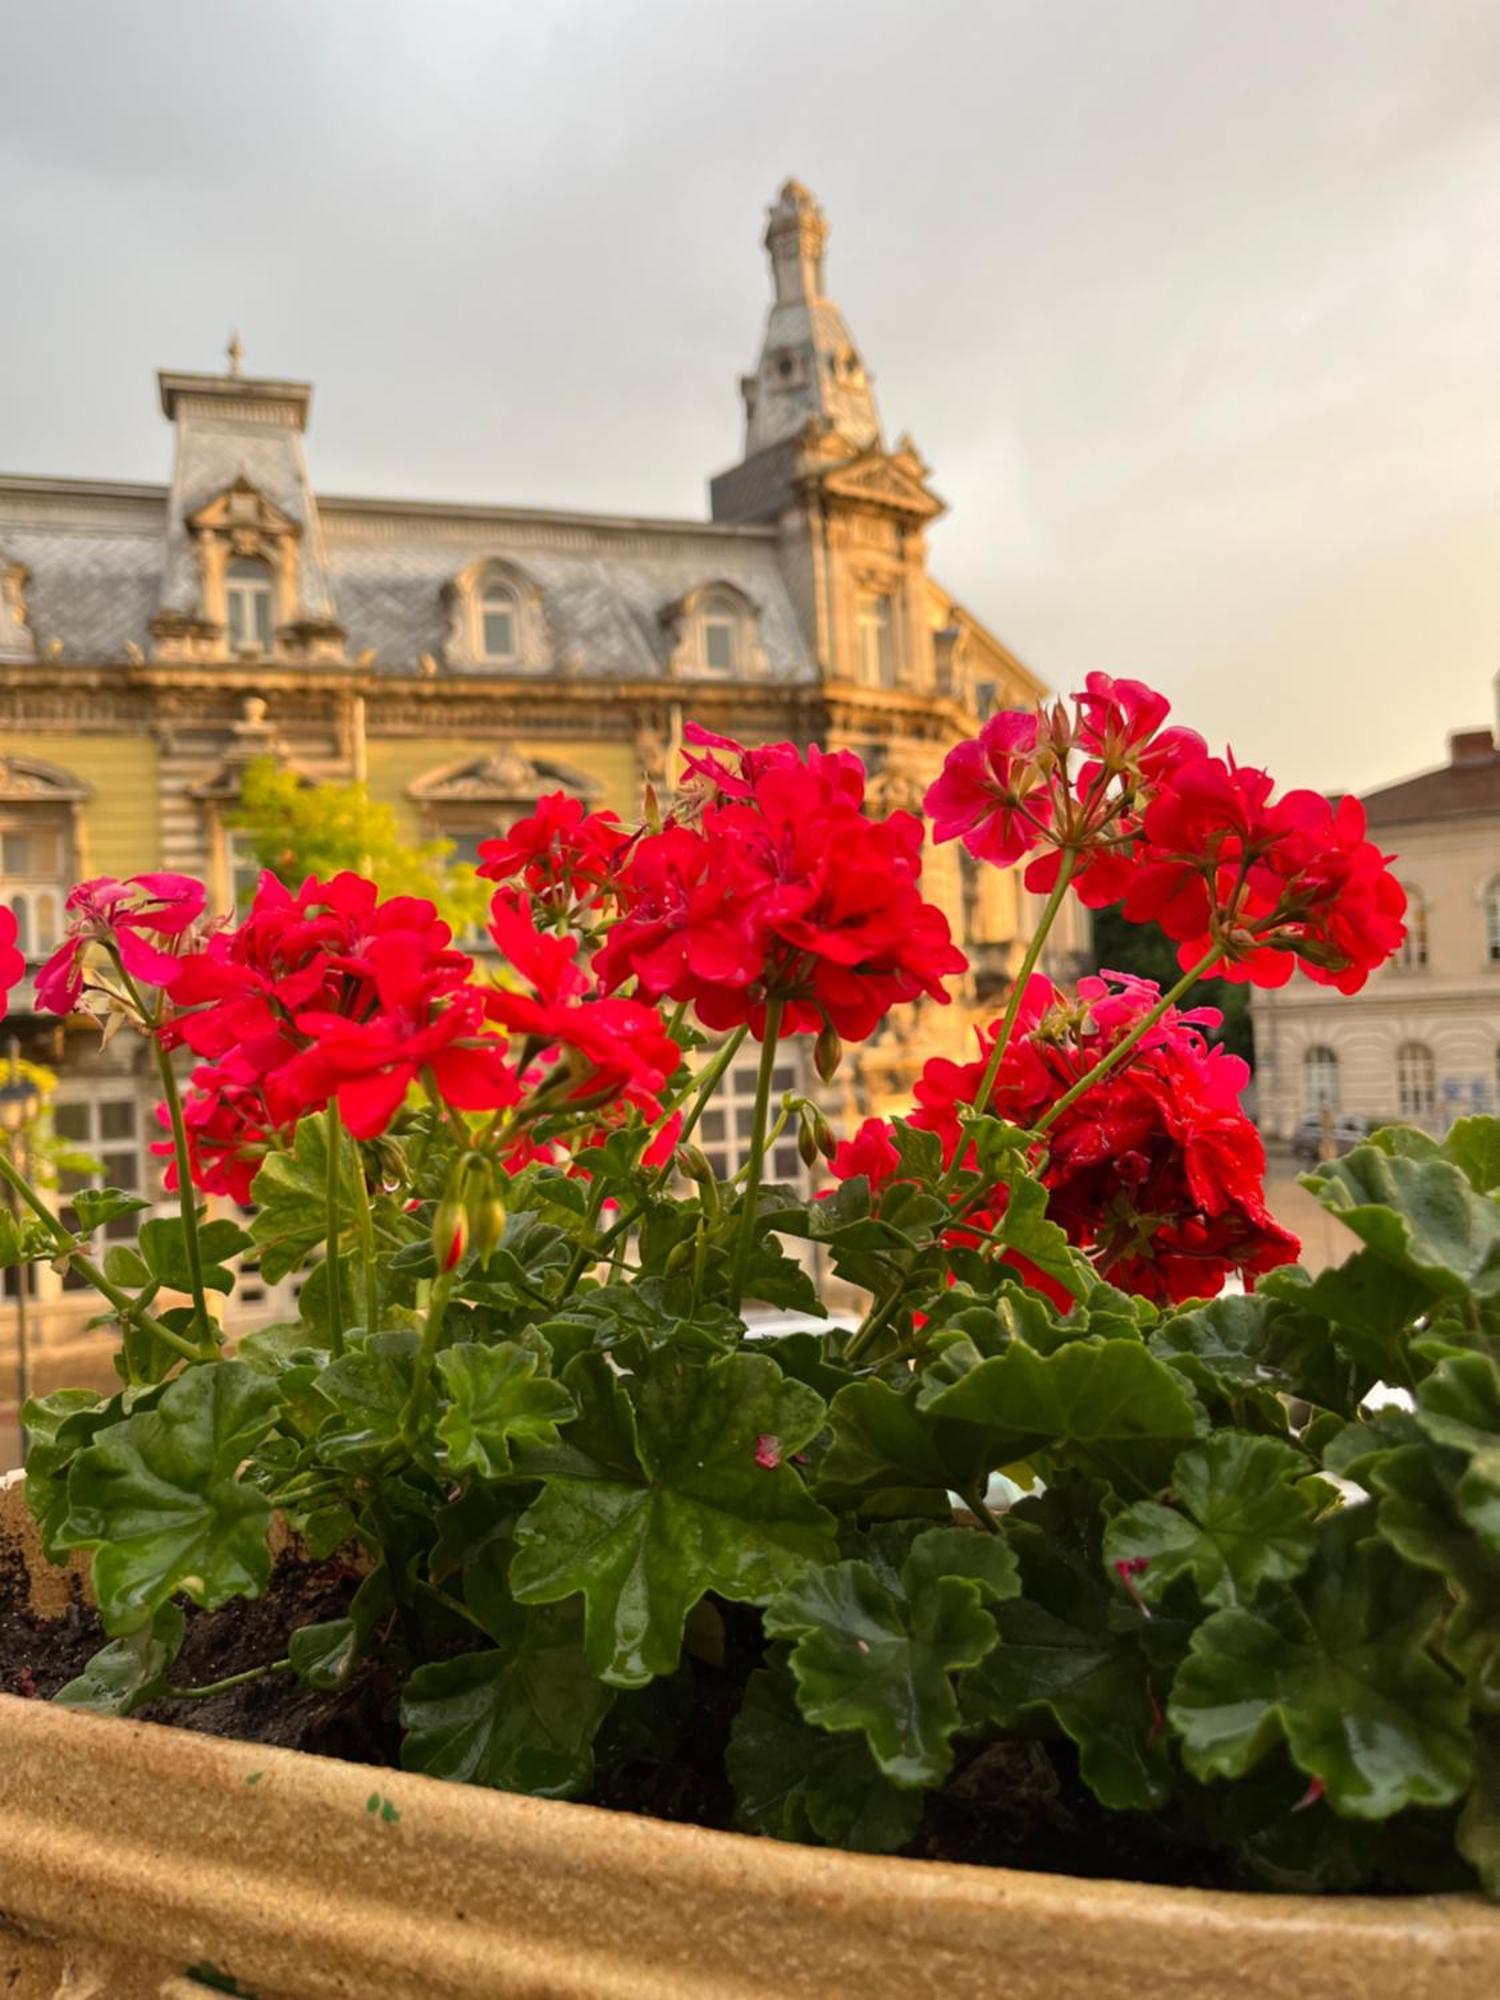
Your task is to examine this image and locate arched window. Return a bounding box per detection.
[479,579,520,664]
[1396,1040,1437,1121]
[1486,878,1500,965]
[1398,887,1428,970]
[1302,1045,1340,1117]
[1,826,63,958]
[857,594,896,688]
[225,558,274,655]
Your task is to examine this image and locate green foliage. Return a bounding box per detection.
[16,975,1500,1908]
[229,757,486,932]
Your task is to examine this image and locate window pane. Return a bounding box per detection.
[53,1102,90,1142]
[253,589,274,649]
[704,620,734,672]
[100,1100,136,1141]
[700,1108,726,1146]
[8,894,27,955]
[482,606,515,659]
[1,832,32,874]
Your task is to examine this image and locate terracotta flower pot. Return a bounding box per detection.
[1,1477,1497,2000]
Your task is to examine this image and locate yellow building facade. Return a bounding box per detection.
[0,181,1075,1424]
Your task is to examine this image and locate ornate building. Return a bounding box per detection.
[0,180,1072,1413]
[1253,700,1500,1140]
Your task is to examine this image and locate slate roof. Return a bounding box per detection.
[0,475,812,680]
[1362,736,1500,827]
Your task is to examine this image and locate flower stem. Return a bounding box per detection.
[149,1034,214,1344]
[1031,943,1225,1137]
[0,1148,202,1364]
[350,1138,379,1338]
[729,999,784,1313]
[401,1267,454,1443]
[165,1656,292,1701]
[325,1100,346,1359]
[939,849,1078,1196]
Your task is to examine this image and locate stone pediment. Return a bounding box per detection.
[407,747,601,806]
[813,446,945,522]
[0,754,91,804]
[188,475,300,546]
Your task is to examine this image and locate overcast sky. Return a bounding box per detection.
[2,0,1497,794]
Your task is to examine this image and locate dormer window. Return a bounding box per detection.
[662,582,765,679]
[480,581,520,664]
[225,558,274,655]
[701,599,738,675]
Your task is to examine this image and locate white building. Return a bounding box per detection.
[1253,701,1500,1139]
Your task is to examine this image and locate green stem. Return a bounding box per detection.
[166,1657,292,1701]
[149,1035,214,1343]
[962,1485,1003,1536]
[0,1149,202,1364]
[350,1141,379,1338]
[325,1100,347,1359]
[1032,944,1225,1137]
[401,1268,454,1442]
[669,1025,748,1159]
[939,849,1078,1196]
[728,1000,785,1313]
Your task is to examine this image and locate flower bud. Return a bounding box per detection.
[814,1021,842,1083]
[797,1120,820,1171]
[470,1191,508,1266]
[812,1110,839,1163]
[675,1143,715,1184]
[431,1197,469,1272]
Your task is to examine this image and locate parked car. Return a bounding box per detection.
[1290,1113,1385,1162]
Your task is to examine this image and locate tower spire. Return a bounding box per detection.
[226,331,244,379]
[738,179,881,459]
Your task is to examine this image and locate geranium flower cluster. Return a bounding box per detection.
[592,725,967,1041]
[833,971,1298,1304]
[33,873,206,1017]
[925,674,1405,993]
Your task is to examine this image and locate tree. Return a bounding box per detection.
[228,761,487,934]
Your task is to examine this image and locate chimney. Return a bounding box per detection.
[1448,728,1496,766]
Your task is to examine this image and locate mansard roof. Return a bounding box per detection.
[0,473,813,681]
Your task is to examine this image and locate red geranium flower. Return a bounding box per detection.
[35,873,206,1015]
[0,907,23,1016]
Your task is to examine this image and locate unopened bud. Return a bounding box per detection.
[432,1198,469,1272]
[812,1111,839,1163]
[471,1192,508,1266]
[797,1121,820,1171]
[675,1143,715,1184]
[664,1237,696,1275]
[814,1021,842,1084]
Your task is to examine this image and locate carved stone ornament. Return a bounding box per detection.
[0,559,37,662]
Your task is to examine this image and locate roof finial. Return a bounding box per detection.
[226,331,244,379]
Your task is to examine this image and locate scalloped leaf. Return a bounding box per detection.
[1169,1512,1472,1818]
[763,1524,1015,1785]
[435,1341,575,1481]
[1104,1433,1318,1609]
[57,1362,279,1634]
[510,1350,836,1685]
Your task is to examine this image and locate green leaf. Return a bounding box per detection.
[435,1342,575,1481]
[1259,1254,1429,1391]
[1104,1434,1318,1610]
[58,1362,279,1634]
[249,1112,360,1283]
[764,1524,1015,1786]
[510,1350,836,1686]
[967,1478,1173,1810]
[53,1604,185,1715]
[986,1157,1090,1301]
[1433,1117,1500,1198]
[72,1187,150,1233]
[1414,1353,1500,1554]
[1372,1444,1500,1708]
[313,1333,421,1471]
[727,1663,924,1852]
[1168,1511,1472,1818]
[817,1378,997,1521]
[918,1334,1202,1491]
[102,1243,152,1288]
[1303,1146,1500,1300]
[138,1215,252,1297]
[400,1602,614,1797]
